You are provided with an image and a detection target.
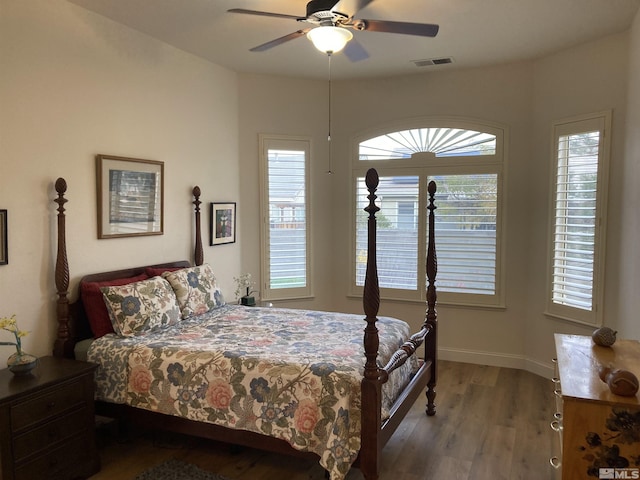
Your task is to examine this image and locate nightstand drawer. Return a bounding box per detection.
[10,379,86,432]
[14,432,94,480]
[12,407,89,462]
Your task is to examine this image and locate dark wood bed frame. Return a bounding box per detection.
[51,168,438,480]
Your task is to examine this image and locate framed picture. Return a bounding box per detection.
[210,202,236,245]
[96,154,164,239]
[0,210,7,265]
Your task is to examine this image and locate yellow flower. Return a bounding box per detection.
[0,315,16,329]
[1,315,29,354]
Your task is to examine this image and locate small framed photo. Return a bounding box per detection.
[210,202,236,245]
[96,154,164,239]
[0,210,7,265]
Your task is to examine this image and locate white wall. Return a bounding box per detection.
[526,33,632,371]
[0,0,240,365]
[618,11,640,338]
[237,73,335,310]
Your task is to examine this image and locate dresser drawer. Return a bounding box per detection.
[12,407,89,462]
[0,357,99,480]
[10,379,86,433]
[14,432,96,480]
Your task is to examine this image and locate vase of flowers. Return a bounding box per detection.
[233,273,256,307]
[1,314,37,375]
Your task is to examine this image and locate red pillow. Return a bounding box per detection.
[145,266,184,277]
[81,273,149,338]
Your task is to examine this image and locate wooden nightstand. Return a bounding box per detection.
[0,356,100,480]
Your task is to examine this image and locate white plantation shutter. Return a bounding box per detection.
[355,174,498,298]
[355,176,419,291]
[359,128,496,159]
[547,112,610,326]
[268,150,306,289]
[552,134,598,309]
[260,136,312,301]
[430,174,498,296]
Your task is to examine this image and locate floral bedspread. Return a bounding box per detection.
[87,305,418,479]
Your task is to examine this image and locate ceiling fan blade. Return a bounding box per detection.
[359,19,439,37]
[343,38,369,62]
[249,29,311,52]
[227,8,301,21]
[331,0,376,19]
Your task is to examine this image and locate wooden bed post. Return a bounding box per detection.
[53,177,72,358]
[360,168,382,480]
[425,180,438,416]
[193,186,203,266]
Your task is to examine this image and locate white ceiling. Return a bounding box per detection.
[67,0,640,80]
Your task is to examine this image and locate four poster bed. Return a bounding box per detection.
[51,168,439,480]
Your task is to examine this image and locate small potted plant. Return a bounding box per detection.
[233,273,256,307]
[1,314,37,375]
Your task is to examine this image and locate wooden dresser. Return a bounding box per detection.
[0,356,99,480]
[552,334,640,480]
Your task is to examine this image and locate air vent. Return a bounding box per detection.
[412,57,454,67]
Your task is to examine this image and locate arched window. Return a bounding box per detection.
[359,127,496,159]
[352,121,506,308]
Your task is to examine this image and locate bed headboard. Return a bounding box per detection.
[52,179,204,358]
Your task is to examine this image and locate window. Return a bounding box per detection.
[429,174,498,296]
[259,135,312,301]
[353,121,506,307]
[356,175,420,292]
[546,112,611,326]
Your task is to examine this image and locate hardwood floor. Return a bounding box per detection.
[89,361,559,480]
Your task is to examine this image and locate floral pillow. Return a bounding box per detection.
[101,276,181,337]
[80,272,149,338]
[162,264,225,319]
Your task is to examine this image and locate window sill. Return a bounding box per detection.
[544,310,601,328]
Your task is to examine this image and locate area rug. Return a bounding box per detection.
[134,459,233,480]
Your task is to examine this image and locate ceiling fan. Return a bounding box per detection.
[228,0,439,60]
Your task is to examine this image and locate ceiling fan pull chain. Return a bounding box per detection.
[327,52,333,175]
[328,52,332,143]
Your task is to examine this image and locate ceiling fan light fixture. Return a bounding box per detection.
[307,26,353,54]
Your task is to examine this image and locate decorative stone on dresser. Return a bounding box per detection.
[552,334,640,480]
[0,356,99,480]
